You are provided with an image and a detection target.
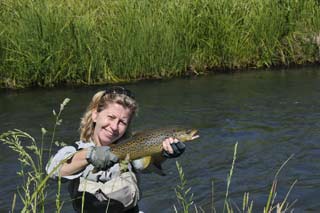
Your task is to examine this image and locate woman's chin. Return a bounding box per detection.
[98,136,113,146]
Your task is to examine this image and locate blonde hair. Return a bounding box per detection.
[80,90,138,142]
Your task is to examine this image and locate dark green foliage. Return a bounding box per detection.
[1,0,320,88]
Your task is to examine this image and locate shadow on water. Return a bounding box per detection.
[1,67,320,212]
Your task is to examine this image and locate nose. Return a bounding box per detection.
[109,119,119,131]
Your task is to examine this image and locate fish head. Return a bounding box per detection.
[173,128,199,142]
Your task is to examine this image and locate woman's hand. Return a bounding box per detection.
[162,137,186,158]
[59,146,119,176]
[86,146,119,170]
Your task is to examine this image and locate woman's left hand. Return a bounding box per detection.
[162,137,186,158]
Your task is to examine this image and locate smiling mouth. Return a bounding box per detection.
[104,128,120,139]
[103,128,113,136]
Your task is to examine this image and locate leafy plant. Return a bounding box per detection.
[174,161,195,213]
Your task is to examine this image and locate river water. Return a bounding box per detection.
[0,67,320,212]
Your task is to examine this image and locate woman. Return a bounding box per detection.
[46,86,185,213]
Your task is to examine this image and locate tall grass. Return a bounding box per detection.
[173,143,297,213]
[0,98,70,212]
[0,0,320,88]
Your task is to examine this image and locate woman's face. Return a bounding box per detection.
[92,102,132,146]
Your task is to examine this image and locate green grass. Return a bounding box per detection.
[0,98,70,212]
[0,0,320,88]
[173,143,297,213]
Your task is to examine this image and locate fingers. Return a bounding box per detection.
[162,137,179,154]
[87,146,119,171]
[162,137,186,159]
[109,152,119,164]
[175,142,186,151]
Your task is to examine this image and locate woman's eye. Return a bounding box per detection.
[120,120,128,126]
[107,115,115,120]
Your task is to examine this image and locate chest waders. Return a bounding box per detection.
[68,147,140,213]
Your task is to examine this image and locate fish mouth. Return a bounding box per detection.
[186,129,200,140]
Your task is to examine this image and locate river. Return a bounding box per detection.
[0,66,319,212]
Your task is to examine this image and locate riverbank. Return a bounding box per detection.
[1,0,320,88]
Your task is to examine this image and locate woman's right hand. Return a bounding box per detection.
[162,137,186,158]
[86,146,119,170]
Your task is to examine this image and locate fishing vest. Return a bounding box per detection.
[68,144,140,212]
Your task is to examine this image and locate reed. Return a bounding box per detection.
[0,98,70,212]
[174,161,195,213]
[0,0,319,88]
[173,143,297,213]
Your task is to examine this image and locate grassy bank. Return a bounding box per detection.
[1,0,320,88]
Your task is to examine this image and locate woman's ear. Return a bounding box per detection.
[91,109,98,122]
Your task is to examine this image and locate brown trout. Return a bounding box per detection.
[111,127,199,160]
[91,127,199,174]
